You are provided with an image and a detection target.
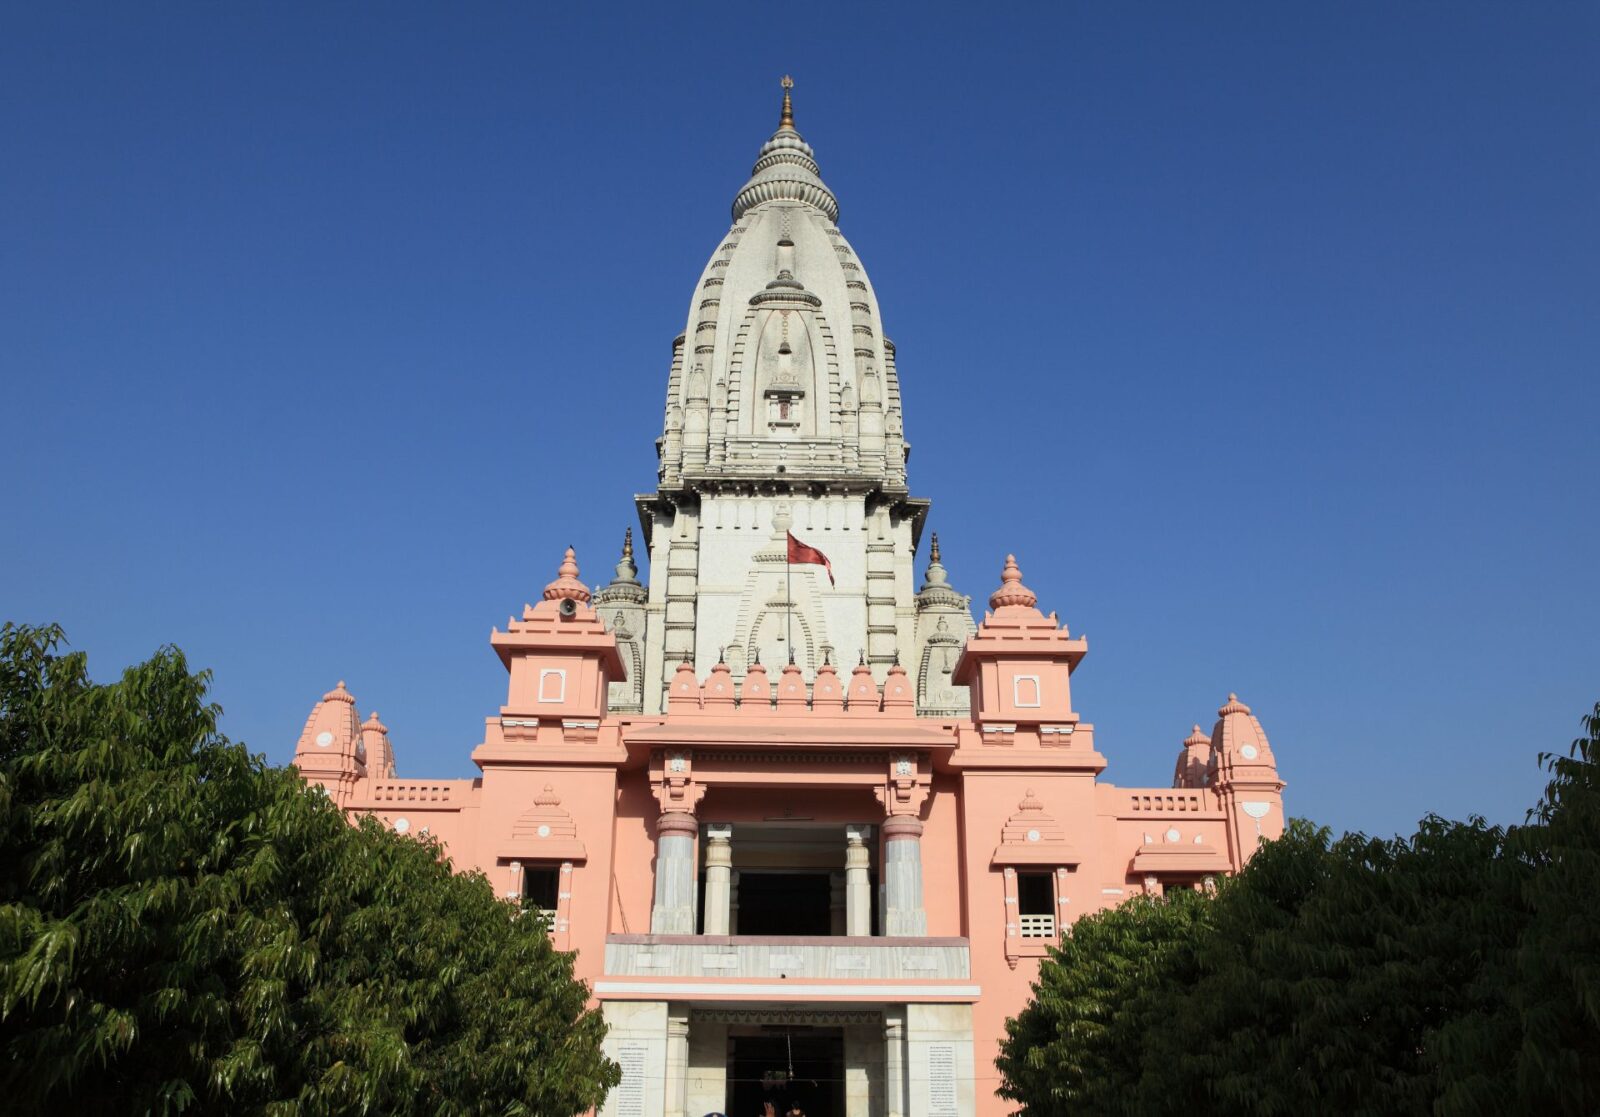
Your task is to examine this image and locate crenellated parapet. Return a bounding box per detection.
[662,655,921,717]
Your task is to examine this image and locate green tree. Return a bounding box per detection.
[1431,702,1600,1116]
[0,623,618,1116]
[999,703,1600,1116]
[997,887,1208,1116]
[1130,817,1516,1117]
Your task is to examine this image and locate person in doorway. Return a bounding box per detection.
[784,1103,806,1117]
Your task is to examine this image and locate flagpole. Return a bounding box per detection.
[785,535,794,662]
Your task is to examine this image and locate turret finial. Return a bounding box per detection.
[542,546,592,603]
[622,526,633,560]
[988,553,1039,611]
[929,532,941,563]
[779,75,795,128]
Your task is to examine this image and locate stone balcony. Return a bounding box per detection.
[596,935,978,1002]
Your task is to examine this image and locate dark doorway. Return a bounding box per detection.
[735,872,832,936]
[727,1029,845,1117]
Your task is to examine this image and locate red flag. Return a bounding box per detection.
[786,531,835,586]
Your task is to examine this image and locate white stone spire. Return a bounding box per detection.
[633,81,964,713]
[731,77,840,223]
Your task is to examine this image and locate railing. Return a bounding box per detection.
[1127,792,1205,813]
[369,781,460,803]
[1019,914,1056,939]
[603,935,971,981]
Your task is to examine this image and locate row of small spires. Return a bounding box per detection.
[539,537,1036,613]
[665,655,919,714]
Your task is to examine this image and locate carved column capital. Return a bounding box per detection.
[881,815,925,841]
[874,751,931,818]
[657,811,699,837]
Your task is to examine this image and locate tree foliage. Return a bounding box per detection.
[998,702,1600,1117]
[0,622,618,1116]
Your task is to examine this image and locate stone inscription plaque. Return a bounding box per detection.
[616,1041,646,1117]
[928,1043,957,1117]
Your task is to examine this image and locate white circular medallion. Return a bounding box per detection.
[315,731,334,747]
[1166,828,1181,843]
[537,824,551,838]
[1027,829,1041,842]
[1240,744,1259,760]
[393,817,410,833]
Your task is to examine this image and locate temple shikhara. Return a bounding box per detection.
[292,81,1286,1117]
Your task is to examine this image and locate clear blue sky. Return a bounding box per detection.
[4,3,1596,840]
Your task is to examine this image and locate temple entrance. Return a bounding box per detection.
[726,1028,845,1117]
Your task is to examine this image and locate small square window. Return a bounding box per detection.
[522,866,560,918]
[1017,872,1056,938]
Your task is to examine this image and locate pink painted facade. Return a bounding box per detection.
[292,86,1286,1117]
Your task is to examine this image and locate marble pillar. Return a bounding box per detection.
[652,812,699,933]
[665,1007,690,1117]
[703,825,733,935]
[883,815,928,936]
[844,825,872,936]
[884,1008,907,1117]
[830,869,847,935]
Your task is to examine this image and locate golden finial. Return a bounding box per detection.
[929,532,941,564]
[779,75,795,128]
[622,526,633,559]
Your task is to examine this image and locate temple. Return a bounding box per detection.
[292,80,1286,1117]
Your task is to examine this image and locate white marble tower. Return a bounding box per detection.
[599,79,975,714]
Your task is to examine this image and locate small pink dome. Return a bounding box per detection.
[988,554,1038,610]
[322,680,355,705]
[542,546,592,603]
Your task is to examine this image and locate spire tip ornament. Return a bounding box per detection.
[988,553,1039,611]
[779,74,795,128]
[542,546,592,603]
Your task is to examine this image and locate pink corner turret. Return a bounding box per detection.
[292,681,367,804]
[953,555,1096,760]
[480,548,626,753]
[1206,693,1286,864]
[1172,724,1212,789]
[361,710,396,779]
